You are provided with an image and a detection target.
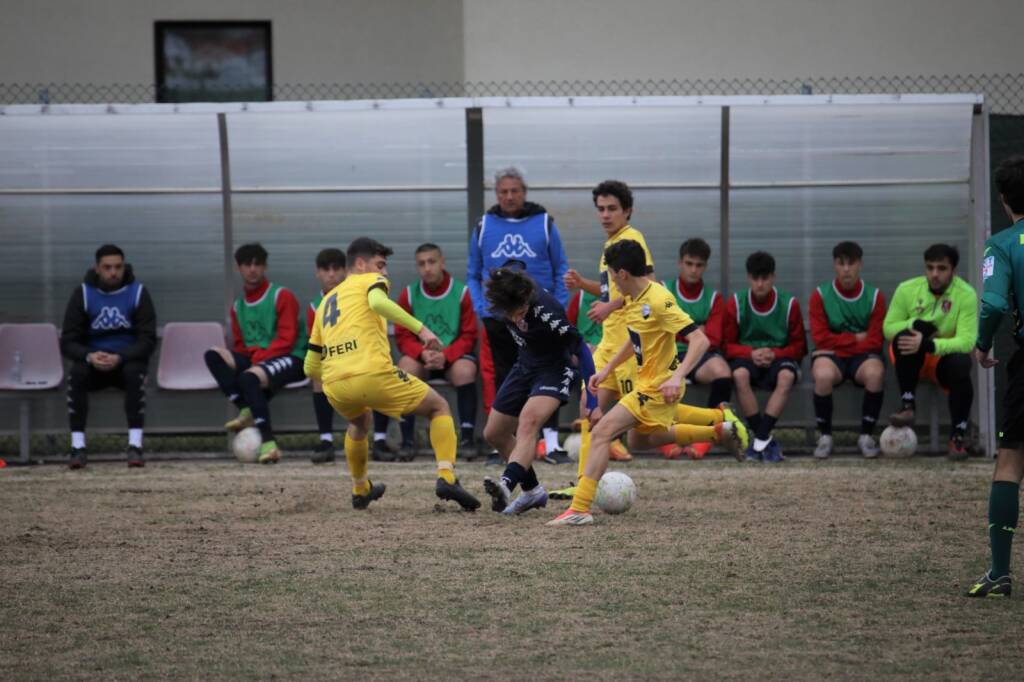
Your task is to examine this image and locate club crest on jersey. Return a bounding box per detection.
[641,304,651,319]
[982,255,994,280]
[490,234,537,259]
[942,300,952,313]
[91,306,131,330]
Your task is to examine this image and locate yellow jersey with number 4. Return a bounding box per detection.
[625,281,696,393]
[598,225,654,352]
[309,272,391,382]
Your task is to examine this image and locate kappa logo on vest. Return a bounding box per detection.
[91,306,131,331]
[490,234,537,259]
[423,312,457,341]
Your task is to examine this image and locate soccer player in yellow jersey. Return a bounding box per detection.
[555,181,732,499]
[549,240,747,526]
[304,237,480,511]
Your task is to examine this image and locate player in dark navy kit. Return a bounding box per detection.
[60,244,157,468]
[966,156,1024,598]
[480,266,597,515]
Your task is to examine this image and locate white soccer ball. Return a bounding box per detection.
[232,427,262,463]
[879,425,918,458]
[563,433,582,460]
[595,471,636,515]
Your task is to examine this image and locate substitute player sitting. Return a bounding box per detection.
[307,247,347,464]
[481,267,598,515]
[304,237,480,511]
[549,240,746,527]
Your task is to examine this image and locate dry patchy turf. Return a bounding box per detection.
[2,457,1023,680]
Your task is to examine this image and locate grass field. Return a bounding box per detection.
[3,456,1022,680]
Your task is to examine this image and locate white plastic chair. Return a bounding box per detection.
[156,322,225,390]
[0,324,64,462]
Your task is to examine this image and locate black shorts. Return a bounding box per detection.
[680,350,724,382]
[1000,347,1024,449]
[730,357,801,391]
[492,361,578,416]
[231,351,306,393]
[427,353,478,382]
[814,352,882,387]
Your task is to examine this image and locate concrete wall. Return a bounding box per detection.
[462,0,1024,82]
[0,0,464,85]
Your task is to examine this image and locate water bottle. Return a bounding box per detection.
[11,351,22,384]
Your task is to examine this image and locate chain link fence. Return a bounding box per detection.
[2,73,1023,113]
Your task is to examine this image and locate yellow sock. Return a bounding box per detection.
[673,424,718,445]
[577,419,591,480]
[570,476,598,513]
[674,403,724,426]
[429,415,457,484]
[344,432,370,496]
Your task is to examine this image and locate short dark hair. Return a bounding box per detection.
[604,240,648,277]
[315,248,346,270]
[994,156,1024,215]
[95,244,124,262]
[347,237,393,264]
[234,242,268,266]
[679,238,711,262]
[746,251,776,277]
[832,241,863,262]
[592,180,634,214]
[923,243,959,268]
[485,267,535,315]
[415,242,442,256]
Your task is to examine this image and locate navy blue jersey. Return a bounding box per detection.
[504,289,584,370]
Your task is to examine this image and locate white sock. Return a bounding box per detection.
[128,429,143,448]
[543,428,560,452]
[320,433,334,442]
[374,432,387,442]
[71,431,86,449]
[753,437,771,452]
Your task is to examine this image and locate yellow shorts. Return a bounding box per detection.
[593,343,639,395]
[323,368,429,421]
[617,388,678,434]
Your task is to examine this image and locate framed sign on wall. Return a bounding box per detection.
[155,21,272,103]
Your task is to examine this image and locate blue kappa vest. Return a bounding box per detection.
[83,281,142,352]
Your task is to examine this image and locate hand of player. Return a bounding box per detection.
[564,269,583,290]
[417,326,442,352]
[751,348,772,367]
[425,350,446,369]
[855,331,867,342]
[974,347,999,368]
[588,369,608,395]
[897,330,923,355]
[587,404,604,427]
[587,300,616,323]
[659,376,682,404]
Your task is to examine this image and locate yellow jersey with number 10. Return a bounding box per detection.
[309,272,392,383]
[625,281,695,393]
[598,225,654,353]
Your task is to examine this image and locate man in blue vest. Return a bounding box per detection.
[468,166,572,465]
[60,244,157,469]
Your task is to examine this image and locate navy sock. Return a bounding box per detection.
[372,411,390,438]
[861,390,883,435]
[708,378,733,407]
[238,372,273,442]
[989,481,1020,579]
[312,391,334,436]
[746,413,762,437]
[813,393,833,436]
[501,461,528,494]
[400,415,416,446]
[456,383,478,433]
[204,350,245,408]
[757,414,778,442]
[521,465,540,492]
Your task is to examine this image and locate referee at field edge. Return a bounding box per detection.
[967,156,1024,598]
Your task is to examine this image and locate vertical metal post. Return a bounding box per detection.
[719,106,731,295]
[465,107,485,238]
[19,399,30,463]
[969,104,996,457]
[217,113,235,333]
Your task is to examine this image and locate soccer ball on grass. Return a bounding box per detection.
[595,471,636,514]
[879,425,917,458]
[232,427,262,463]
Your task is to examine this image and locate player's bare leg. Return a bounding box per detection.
[409,388,480,510]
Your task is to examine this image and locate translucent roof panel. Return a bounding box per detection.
[230,192,468,300]
[728,184,971,307]
[484,107,721,186]
[0,194,224,324]
[226,110,466,189]
[0,115,221,190]
[731,104,973,185]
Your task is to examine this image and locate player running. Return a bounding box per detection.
[303,237,480,511]
[549,240,747,527]
[480,266,598,515]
